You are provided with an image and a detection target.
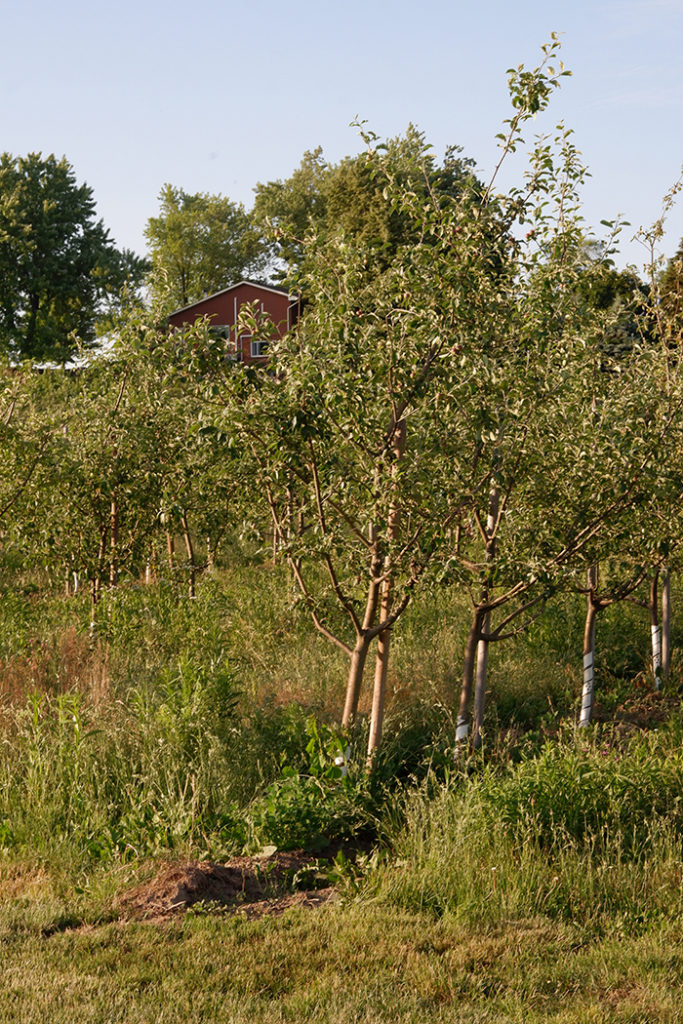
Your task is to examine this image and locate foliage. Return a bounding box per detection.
[247,718,371,852]
[220,38,680,752]
[660,235,683,345]
[0,152,147,362]
[252,124,480,280]
[144,184,268,310]
[363,730,683,929]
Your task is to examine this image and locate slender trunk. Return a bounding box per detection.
[650,570,662,689]
[109,497,119,588]
[368,627,391,757]
[181,512,196,599]
[166,530,175,571]
[89,577,100,646]
[579,566,599,728]
[456,608,485,753]
[206,537,215,573]
[341,531,381,727]
[472,609,491,750]
[90,525,107,642]
[662,569,671,685]
[342,635,373,728]
[368,420,406,760]
[472,485,500,750]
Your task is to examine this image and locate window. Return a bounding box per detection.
[211,325,241,361]
[250,338,269,358]
[210,325,232,343]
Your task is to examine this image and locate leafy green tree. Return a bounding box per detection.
[0,153,147,363]
[660,236,683,345]
[573,246,651,359]
[144,185,268,310]
[213,43,587,757]
[252,125,480,280]
[0,370,50,545]
[220,38,681,758]
[251,148,329,272]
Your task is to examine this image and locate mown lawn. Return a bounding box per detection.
[3,896,683,1023]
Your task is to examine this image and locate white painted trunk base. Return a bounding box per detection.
[651,624,662,690]
[454,715,469,758]
[579,651,594,728]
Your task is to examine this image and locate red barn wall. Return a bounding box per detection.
[167,282,297,364]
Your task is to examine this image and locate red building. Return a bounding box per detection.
[166,280,299,364]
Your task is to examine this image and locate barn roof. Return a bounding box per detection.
[168,280,296,319]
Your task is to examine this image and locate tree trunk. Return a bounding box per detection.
[367,626,391,758]
[90,526,107,643]
[340,529,382,728]
[109,497,119,588]
[181,512,196,599]
[472,609,491,750]
[662,569,671,686]
[342,634,373,728]
[472,484,499,750]
[579,566,599,728]
[368,420,406,760]
[456,608,485,754]
[89,577,99,646]
[166,530,175,571]
[650,570,662,689]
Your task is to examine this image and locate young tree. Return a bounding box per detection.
[214,40,594,759]
[0,370,50,542]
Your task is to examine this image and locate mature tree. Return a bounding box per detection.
[574,249,651,359]
[144,185,268,310]
[660,236,683,345]
[0,153,147,363]
[251,148,329,272]
[252,125,480,281]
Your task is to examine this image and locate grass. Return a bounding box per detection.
[2,893,683,1022]
[2,552,683,1020]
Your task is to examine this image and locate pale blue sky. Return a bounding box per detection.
[2,0,682,269]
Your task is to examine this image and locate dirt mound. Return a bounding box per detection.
[115,851,338,921]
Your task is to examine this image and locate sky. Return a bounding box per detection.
[2,0,682,271]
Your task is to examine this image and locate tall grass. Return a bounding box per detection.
[1,548,681,900]
[0,667,240,862]
[364,727,683,930]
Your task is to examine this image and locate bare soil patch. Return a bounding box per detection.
[115,850,339,922]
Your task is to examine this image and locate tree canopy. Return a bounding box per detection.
[144,185,268,311]
[252,124,481,280]
[0,152,147,363]
[660,236,683,344]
